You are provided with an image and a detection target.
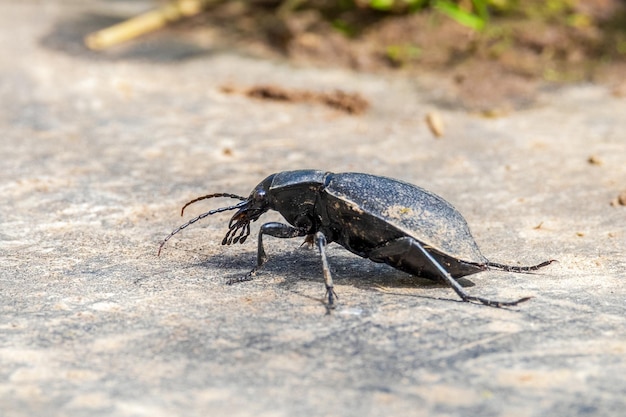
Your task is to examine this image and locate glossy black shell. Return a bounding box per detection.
[267,170,489,279]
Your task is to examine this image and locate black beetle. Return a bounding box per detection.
[158,170,554,307]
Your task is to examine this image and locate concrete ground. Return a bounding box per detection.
[1,2,625,417]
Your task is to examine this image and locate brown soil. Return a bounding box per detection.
[184,0,626,110]
[221,84,369,115]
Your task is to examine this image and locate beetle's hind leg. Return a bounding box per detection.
[369,237,531,307]
[227,222,307,285]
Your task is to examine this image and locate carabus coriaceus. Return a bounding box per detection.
[159,170,555,307]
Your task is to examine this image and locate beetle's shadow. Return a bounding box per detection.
[191,248,477,291]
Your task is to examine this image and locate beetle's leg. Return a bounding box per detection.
[369,237,531,308]
[227,222,307,285]
[486,259,556,273]
[300,234,316,248]
[314,232,338,307]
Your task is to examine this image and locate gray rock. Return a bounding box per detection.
[1,2,624,417]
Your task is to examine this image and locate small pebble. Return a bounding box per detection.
[425,112,444,138]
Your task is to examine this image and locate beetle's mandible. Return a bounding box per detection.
[158,170,555,307]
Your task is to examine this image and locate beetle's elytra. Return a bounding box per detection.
[159,170,555,307]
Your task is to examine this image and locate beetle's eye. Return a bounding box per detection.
[255,189,266,201]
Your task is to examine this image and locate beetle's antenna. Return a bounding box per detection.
[158,200,247,256]
[486,259,557,273]
[181,193,247,216]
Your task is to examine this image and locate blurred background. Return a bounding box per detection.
[45,0,626,109]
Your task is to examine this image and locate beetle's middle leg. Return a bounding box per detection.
[313,231,338,307]
[227,222,307,284]
[369,237,531,308]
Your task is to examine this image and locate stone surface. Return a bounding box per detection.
[1,2,625,417]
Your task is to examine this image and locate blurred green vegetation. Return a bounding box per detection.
[270,0,612,32]
[184,0,625,82]
[264,0,626,77]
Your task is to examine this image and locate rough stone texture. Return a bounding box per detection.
[1,2,625,417]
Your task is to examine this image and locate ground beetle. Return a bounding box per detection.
[159,170,555,307]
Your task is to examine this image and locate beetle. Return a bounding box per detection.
[158,170,555,307]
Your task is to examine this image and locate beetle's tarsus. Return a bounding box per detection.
[486,259,557,273]
[465,295,532,308]
[227,273,254,285]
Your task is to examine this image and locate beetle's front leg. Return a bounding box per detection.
[227,222,307,285]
